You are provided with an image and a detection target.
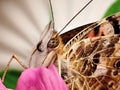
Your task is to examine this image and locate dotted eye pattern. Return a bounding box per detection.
[47,38,59,48]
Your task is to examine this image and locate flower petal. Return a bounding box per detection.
[0,80,7,90]
[16,64,68,90]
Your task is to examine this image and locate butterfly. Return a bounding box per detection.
[1,0,120,90]
[26,5,120,90]
[61,13,120,90]
[26,0,120,90]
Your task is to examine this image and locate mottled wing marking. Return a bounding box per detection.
[60,23,94,44]
[63,22,100,51]
[62,12,120,53]
[106,12,120,34]
[59,12,120,90]
[62,35,120,90]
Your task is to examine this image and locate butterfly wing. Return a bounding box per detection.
[60,23,94,44]
[83,35,120,90]
[59,12,120,90]
[62,34,120,90]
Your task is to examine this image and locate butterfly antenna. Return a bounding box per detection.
[57,0,93,35]
[49,0,55,29]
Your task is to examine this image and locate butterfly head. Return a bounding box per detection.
[37,24,61,52]
[29,21,63,67]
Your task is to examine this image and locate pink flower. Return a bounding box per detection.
[16,64,68,90]
[0,80,7,90]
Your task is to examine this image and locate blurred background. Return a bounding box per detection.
[0,0,119,70]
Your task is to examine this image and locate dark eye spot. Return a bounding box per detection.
[116,61,120,68]
[114,60,120,68]
[47,38,59,48]
[113,70,118,76]
[94,25,100,35]
[108,81,114,88]
[37,41,43,52]
[93,58,99,64]
[93,53,100,64]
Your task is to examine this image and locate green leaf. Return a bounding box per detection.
[0,70,22,89]
[103,0,120,17]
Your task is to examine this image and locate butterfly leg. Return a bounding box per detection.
[1,54,28,83]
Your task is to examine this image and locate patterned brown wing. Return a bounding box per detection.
[60,12,120,57]
[57,12,120,90]
[106,12,120,34]
[60,23,94,44]
[60,34,120,90]
[60,12,120,46]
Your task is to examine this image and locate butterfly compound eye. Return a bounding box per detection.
[47,38,59,48]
